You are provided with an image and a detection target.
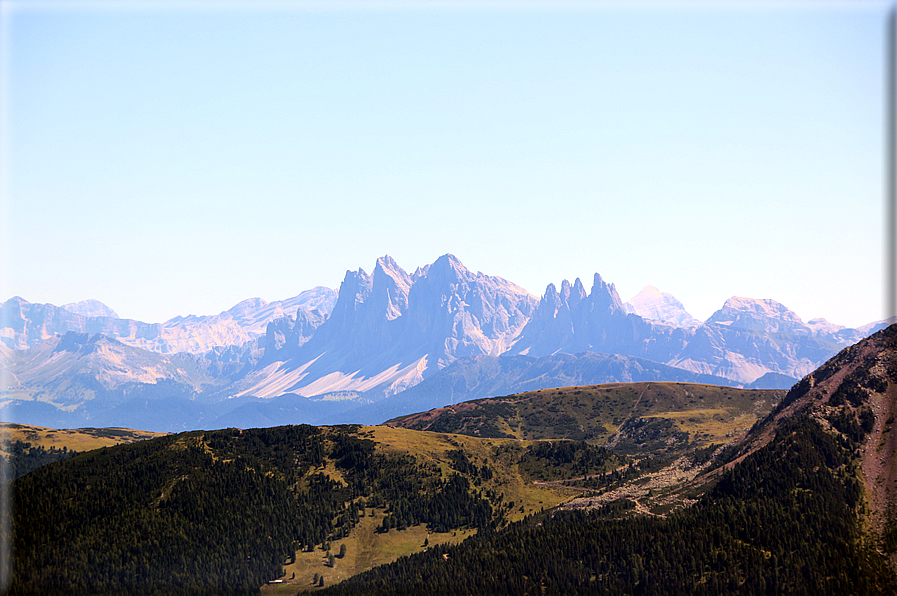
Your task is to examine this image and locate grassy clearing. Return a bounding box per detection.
[642,410,760,443]
[0,423,163,454]
[261,425,578,593]
[261,511,476,593]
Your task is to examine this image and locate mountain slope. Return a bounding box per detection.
[325,409,896,595]
[10,325,897,595]
[3,255,888,433]
[388,381,782,458]
[708,322,897,566]
[329,351,741,426]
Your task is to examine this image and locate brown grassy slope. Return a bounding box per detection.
[387,382,783,456]
[0,423,164,454]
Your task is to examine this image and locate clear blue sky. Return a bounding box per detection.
[1,1,891,329]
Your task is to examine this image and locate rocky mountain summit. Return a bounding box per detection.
[61,299,119,319]
[624,285,702,328]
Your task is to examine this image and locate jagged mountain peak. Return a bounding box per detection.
[425,253,472,284]
[371,256,412,322]
[589,273,625,313]
[374,254,405,275]
[559,278,587,303]
[374,255,412,286]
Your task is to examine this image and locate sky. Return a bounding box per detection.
[0,0,892,329]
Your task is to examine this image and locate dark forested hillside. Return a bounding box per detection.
[321,415,896,595]
[10,425,510,595]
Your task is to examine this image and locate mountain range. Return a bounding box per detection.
[1,254,892,432]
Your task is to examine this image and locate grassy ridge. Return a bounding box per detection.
[389,382,783,456]
[0,423,164,454]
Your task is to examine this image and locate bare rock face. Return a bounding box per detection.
[403,254,537,364]
[624,286,701,329]
[706,297,810,335]
[666,297,865,384]
[509,274,678,364]
[514,288,870,386]
[0,297,162,352]
[4,257,893,431]
[236,254,539,400]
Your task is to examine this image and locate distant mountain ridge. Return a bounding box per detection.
[0,286,337,354]
[2,254,892,432]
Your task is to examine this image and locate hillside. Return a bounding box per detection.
[706,320,897,567]
[330,352,740,426]
[0,424,164,482]
[323,414,896,595]
[10,424,608,595]
[321,325,897,595]
[1,423,164,452]
[389,382,783,458]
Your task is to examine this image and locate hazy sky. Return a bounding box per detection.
[1,1,891,328]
